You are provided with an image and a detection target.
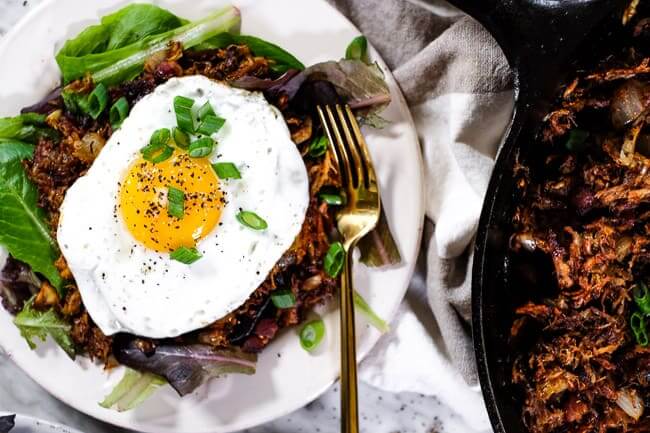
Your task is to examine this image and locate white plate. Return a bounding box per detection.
[0,413,83,433]
[0,1,425,432]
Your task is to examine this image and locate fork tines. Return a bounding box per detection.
[316,105,375,191]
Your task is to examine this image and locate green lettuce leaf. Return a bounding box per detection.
[55,3,302,83]
[0,114,58,142]
[13,297,75,359]
[100,368,166,412]
[345,35,369,63]
[197,33,305,73]
[56,5,241,85]
[58,4,186,59]
[0,141,34,163]
[0,145,62,290]
[56,4,186,81]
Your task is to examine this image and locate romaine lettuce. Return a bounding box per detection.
[55,3,305,86]
[57,6,241,85]
[0,141,34,164]
[58,4,186,58]
[0,143,62,290]
[100,368,166,412]
[0,114,58,143]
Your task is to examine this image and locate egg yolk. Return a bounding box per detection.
[119,151,223,252]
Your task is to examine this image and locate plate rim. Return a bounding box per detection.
[0,0,426,431]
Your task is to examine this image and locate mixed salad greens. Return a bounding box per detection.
[0,3,399,410]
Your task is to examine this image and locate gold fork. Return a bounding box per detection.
[316,104,381,433]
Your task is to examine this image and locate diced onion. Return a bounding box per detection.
[611,80,647,129]
[616,388,644,420]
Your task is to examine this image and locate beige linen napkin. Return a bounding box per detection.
[327,0,514,430]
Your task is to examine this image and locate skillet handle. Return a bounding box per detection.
[443,0,627,94]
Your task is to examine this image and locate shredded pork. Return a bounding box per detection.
[510,5,650,432]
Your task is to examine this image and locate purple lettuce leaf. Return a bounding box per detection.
[358,209,401,267]
[1,256,41,315]
[230,69,301,92]
[302,60,391,116]
[20,86,63,115]
[231,59,390,119]
[113,336,257,396]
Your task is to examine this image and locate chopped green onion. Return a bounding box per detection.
[142,145,174,164]
[345,35,369,62]
[565,129,590,152]
[320,193,344,206]
[188,136,215,158]
[271,290,296,309]
[631,311,649,347]
[62,90,89,116]
[174,96,195,133]
[300,319,325,352]
[141,128,174,163]
[634,281,650,315]
[109,97,129,129]
[197,101,216,119]
[196,115,226,136]
[270,63,291,75]
[167,186,185,219]
[324,242,345,278]
[170,246,202,264]
[319,187,346,205]
[87,83,109,120]
[354,291,390,333]
[150,128,172,148]
[212,162,241,179]
[309,135,329,157]
[172,127,190,149]
[236,211,268,231]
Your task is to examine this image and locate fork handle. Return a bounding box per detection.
[340,244,359,433]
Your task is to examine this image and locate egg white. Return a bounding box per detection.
[57,76,309,339]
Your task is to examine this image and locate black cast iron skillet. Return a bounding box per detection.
[418,1,630,432]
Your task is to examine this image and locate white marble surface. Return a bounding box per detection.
[0,1,466,432]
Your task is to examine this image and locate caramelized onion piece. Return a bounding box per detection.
[621,122,643,166]
[33,281,60,309]
[611,80,648,129]
[616,388,644,421]
[615,236,633,261]
[74,132,106,163]
[302,274,323,291]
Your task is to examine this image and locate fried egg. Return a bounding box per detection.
[57,76,309,338]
